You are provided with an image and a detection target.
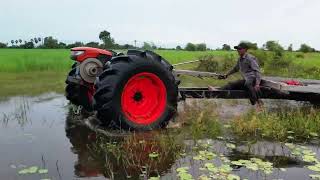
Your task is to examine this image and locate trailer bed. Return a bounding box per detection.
[178,77,320,104]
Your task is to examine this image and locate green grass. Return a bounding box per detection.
[0,49,72,73]
[294,52,320,67]
[231,108,320,141]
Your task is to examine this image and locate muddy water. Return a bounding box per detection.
[0,94,319,180]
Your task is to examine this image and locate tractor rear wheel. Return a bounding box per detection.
[93,51,178,130]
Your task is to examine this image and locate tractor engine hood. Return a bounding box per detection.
[70,47,113,62]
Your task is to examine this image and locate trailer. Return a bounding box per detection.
[174,69,320,104]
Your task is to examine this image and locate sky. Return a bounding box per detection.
[1,0,320,49]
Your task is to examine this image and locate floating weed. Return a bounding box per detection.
[227,174,240,180]
[148,152,159,159]
[224,124,231,128]
[287,136,294,140]
[216,136,224,140]
[18,166,38,175]
[280,168,286,172]
[310,132,319,137]
[148,176,160,180]
[226,143,236,149]
[180,152,187,156]
[199,175,210,180]
[176,167,193,180]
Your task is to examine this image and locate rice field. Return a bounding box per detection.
[0,48,319,73]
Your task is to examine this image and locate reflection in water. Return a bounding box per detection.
[1,96,30,127]
[65,108,183,179]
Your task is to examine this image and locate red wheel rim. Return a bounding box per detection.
[121,72,167,125]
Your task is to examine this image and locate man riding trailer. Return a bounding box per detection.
[218,42,263,109]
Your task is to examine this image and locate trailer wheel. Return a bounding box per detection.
[65,65,93,111]
[93,51,178,130]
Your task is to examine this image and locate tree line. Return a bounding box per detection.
[0,31,318,53]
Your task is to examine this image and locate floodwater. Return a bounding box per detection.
[0,93,320,180]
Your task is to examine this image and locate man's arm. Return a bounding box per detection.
[226,61,239,77]
[249,57,261,85]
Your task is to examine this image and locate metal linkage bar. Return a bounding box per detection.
[172,60,201,67]
[174,69,221,78]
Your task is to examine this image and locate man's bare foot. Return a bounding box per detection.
[256,100,264,112]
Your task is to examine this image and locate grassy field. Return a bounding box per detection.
[0,49,72,73]
[0,48,320,97]
[1,48,320,72]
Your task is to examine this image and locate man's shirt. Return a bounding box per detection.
[228,53,261,84]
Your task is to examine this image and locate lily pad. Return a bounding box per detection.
[310,174,320,179]
[308,165,320,172]
[220,164,233,173]
[177,167,189,173]
[18,166,38,175]
[303,155,317,163]
[231,161,244,166]
[38,169,48,174]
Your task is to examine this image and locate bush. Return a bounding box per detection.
[185,43,196,51]
[249,50,273,67]
[299,44,316,53]
[296,53,305,58]
[0,42,7,48]
[196,55,237,72]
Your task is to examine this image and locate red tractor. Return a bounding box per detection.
[65,47,179,130]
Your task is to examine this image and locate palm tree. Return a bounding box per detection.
[15,40,18,45]
[19,39,22,44]
[30,39,34,42]
[11,40,14,46]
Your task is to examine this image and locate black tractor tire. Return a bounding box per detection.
[65,64,93,111]
[93,51,178,130]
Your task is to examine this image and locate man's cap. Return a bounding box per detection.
[234,42,249,50]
